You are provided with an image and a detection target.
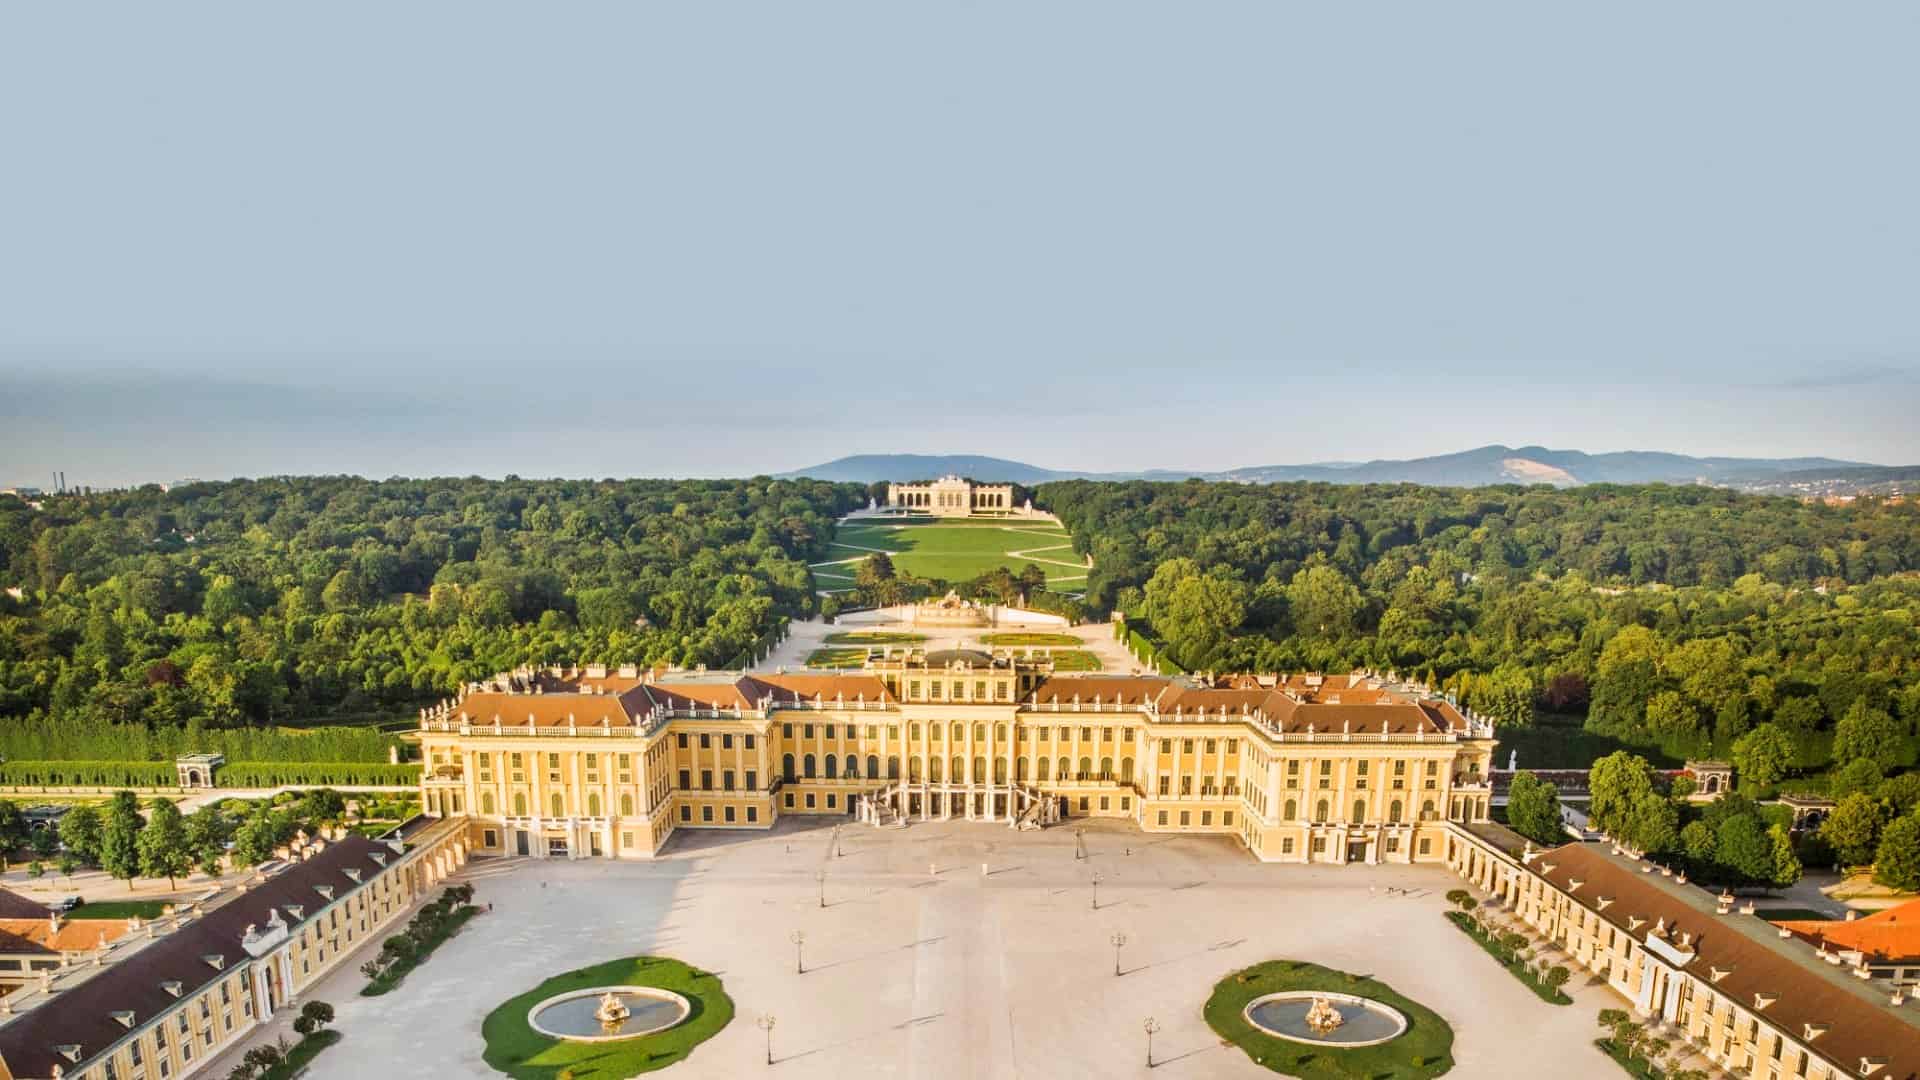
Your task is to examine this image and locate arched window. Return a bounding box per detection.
[995,725,1006,741]
[1017,757,1030,781]
[588,793,601,817]
[513,793,527,817]
[621,794,634,816]
[825,756,838,779]
[783,754,796,782]
[551,793,564,818]
[973,756,986,784]
[910,723,921,740]
[1389,800,1403,824]
[1284,799,1297,821]
[804,754,817,779]
[1315,799,1329,823]
[1038,757,1051,781]
[973,724,986,742]
[928,758,942,782]
[1057,757,1070,782]
[845,754,857,778]
[1120,758,1134,783]
[911,757,925,781]
[1421,799,1436,821]
[994,758,1008,784]
[952,722,965,742]
[1078,757,1092,780]
[867,754,879,779]
[887,755,900,779]
[951,755,964,783]
[1353,799,1367,822]
[1100,757,1113,780]
[930,724,940,742]
[481,792,495,814]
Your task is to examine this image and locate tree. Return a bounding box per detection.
[1731,723,1793,790]
[100,790,143,889]
[1874,813,1920,891]
[1768,823,1802,889]
[1820,793,1891,867]
[137,799,192,889]
[1834,700,1902,771]
[1829,758,1886,800]
[57,803,104,864]
[1644,691,1703,740]
[232,812,280,867]
[1588,752,1659,839]
[293,999,335,1036]
[1506,771,1564,846]
[185,808,229,877]
[1714,814,1775,885]
[1286,564,1362,638]
[1158,575,1247,668]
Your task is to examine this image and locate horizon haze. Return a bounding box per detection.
[4,2,1919,487]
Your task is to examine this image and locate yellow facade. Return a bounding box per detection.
[419,659,1496,866]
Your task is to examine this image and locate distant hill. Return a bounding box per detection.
[780,446,1905,494]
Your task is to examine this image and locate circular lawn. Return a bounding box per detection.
[1204,960,1454,1079]
[482,956,732,1078]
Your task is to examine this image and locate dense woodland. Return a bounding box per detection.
[1041,479,1920,882]
[0,477,859,737]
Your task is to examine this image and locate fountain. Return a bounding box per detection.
[1303,996,1345,1035]
[1243,991,1408,1047]
[594,991,632,1031]
[527,986,692,1042]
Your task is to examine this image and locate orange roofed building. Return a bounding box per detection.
[1774,899,1920,988]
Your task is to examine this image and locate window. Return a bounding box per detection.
[1205,738,1216,753]
[1284,799,1296,820]
[484,828,499,847]
[679,769,691,789]
[1201,810,1212,825]
[1160,739,1172,754]
[825,756,838,779]
[827,794,837,809]
[1419,838,1432,855]
[1223,811,1233,825]
[1180,810,1191,825]
[783,723,793,738]
[701,770,714,790]
[588,792,601,816]
[804,724,814,738]
[680,805,691,821]
[748,807,759,823]
[621,794,634,815]
[746,771,757,790]
[550,793,564,817]
[805,793,816,808]
[804,754,817,778]
[722,734,733,749]
[1182,739,1194,753]
[782,755,795,782]
[746,734,756,750]
[1315,799,1329,823]
[1353,799,1366,822]
[1389,800,1403,824]
[702,805,714,822]
[1100,796,1110,810]
[677,733,688,749]
[725,806,736,822]
[514,793,527,816]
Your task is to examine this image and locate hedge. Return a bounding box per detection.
[0,761,418,788]
[0,761,179,787]
[214,762,419,787]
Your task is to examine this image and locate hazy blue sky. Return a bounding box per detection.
[3,2,1917,486]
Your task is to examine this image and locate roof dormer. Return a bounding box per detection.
[111,1010,135,1028]
[202,954,225,970]
[161,980,182,997]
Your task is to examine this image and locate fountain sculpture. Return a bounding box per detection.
[1303,996,1345,1035]
[594,991,632,1031]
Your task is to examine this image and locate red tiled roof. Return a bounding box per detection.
[1773,898,1920,964]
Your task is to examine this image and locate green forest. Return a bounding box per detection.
[0,477,859,748]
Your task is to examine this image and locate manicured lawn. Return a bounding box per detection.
[1595,1037,1670,1078]
[1204,960,1454,1078]
[481,956,732,1078]
[823,631,926,645]
[806,647,872,668]
[1749,907,1833,922]
[261,1029,342,1079]
[1443,911,1571,1005]
[68,900,172,919]
[820,522,1083,586]
[1045,650,1101,672]
[978,632,1081,646]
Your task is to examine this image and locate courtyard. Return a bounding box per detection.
[260,818,1627,1079]
[810,521,1087,593]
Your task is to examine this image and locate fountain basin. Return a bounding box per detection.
[527,986,692,1042]
[1243,991,1408,1047]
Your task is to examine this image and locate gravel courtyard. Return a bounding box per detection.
[276,819,1623,1079]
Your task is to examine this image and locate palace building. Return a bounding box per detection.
[0,822,470,1080]
[414,655,1498,866]
[886,476,1016,517]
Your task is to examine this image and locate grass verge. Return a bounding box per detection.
[978,632,1082,646]
[361,905,477,996]
[481,956,732,1078]
[1204,959,1453,1078]
[67,900,172,919]
[1444,911,1572,1005]
[1595,1037,1671,1078]
[261,1030,342,1080]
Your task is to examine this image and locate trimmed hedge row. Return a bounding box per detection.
[0,761,179,787]
[0,761,419,788]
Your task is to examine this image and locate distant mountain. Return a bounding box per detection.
[781,446,1905,494]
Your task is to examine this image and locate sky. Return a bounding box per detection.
[3,2,1918,487]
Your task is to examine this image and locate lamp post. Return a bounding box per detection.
[790,929,806,974]
[816,869,827,909]
[1110,931,1127,976]
[1074,827,1085,860]
[1091,872,1102,911]
[757,1014,776,1065]
[1144,1016,1159,1067]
